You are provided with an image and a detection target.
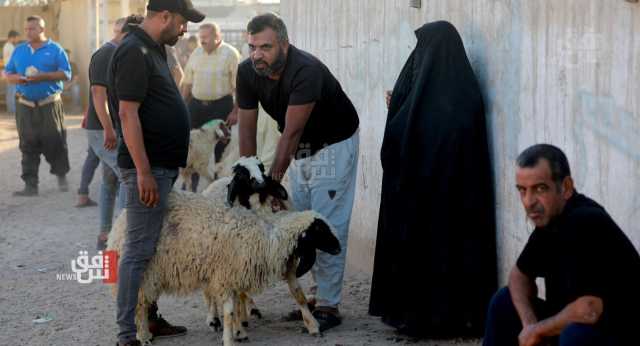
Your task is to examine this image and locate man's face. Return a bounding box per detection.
[24,20,43,42]
[159,13,187,46]
[199,27,220,52]
[112,22,125,42]
[515,159,572,227]
[248,27,287,77]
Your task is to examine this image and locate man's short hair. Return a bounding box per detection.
[8,30,19,38]
[199,23,220,35]
[516,144,572,186]
[26,15,46,28]
[121,14,144,34]
[247,12,288,42]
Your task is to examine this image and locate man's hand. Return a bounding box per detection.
[226,109,238,126]
[137,172,159,208]
[270,197,288,212]
[385,90,392,109]
[518,324,543,346]
[104,128,118,151]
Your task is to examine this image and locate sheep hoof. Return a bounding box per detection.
[241,321,249,328]
[209,318,222,332]
[250,308,263,319]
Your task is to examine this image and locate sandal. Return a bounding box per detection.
[76,199,98,208]
[312,307,342,332]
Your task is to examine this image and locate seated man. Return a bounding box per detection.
[483,144,640,346]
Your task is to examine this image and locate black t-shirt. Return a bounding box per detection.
[107,26,190,169]
[236,45,359,157]
[516,192,640,334]
[86,41,117,130]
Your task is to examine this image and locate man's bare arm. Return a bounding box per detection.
[119,100,158,207]
[269,103,314,182]
[91,85,117,150]
[508,266,540,327]
[238,108,258,157]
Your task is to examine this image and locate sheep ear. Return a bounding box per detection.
[295,247,316,278]
[227,179,237,206]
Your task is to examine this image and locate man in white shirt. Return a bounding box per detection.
[3,30,20,114]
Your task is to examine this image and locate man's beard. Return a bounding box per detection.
[252,48,286,77]
[160,26,181,46]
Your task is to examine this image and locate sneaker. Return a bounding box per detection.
[148,314,187,339]
[57,175,69,192]
[13,185,38,197]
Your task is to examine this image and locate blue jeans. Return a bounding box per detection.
[86,130,122,232]
[116,167,178,343]
[483,287,623,346]
[78,145,99,195]
[6,83,16,114]
[288,130,359,308]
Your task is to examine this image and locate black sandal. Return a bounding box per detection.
[312,308,342,332]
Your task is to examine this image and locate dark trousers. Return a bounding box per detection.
[483,287,622,346]
[15,100,70,187]
[187,94,233,129]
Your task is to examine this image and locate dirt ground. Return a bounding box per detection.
[0,112,480,346]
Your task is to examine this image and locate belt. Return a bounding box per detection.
[17,93,61,108]
[193,94,232,106]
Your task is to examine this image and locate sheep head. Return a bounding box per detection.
[227,156,267,209]
[294,218,341,278]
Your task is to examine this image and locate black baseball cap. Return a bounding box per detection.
[147,0,205,23]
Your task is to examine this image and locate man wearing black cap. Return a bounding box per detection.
[106,1,204,345]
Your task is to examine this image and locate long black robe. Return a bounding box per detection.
[369,21,497,338]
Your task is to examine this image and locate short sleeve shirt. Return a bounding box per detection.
[4,39,71,101]
[516,193,640,334]
[183,42,240,101]
[236,45,359,157]
[107,26,190,169]
[86,42,117,130]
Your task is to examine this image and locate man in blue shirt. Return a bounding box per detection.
[5,15,72,196]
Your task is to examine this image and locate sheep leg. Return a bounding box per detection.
[222,295,236,346]
[239,292,262,319]
[233,292,249,342]
[286,270,321,336]
[204,291,222,332]
[135,297,153,345]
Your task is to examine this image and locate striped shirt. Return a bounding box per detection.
[183,41,240,101]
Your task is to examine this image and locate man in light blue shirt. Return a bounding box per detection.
[4,15,72,196]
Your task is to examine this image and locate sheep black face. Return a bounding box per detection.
[227,157,267,209]
[294,218,341,278]
[258,176,288,204]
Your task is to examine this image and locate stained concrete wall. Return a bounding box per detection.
[281,0,640,284]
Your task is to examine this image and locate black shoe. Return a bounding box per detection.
[148,314,187,339]
[57,176,69,192]
[13,185,38,197]
[312,308,342,332]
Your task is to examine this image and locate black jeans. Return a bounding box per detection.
[187,94,233,129]
[15,100,70,186]
[483,287,623,346]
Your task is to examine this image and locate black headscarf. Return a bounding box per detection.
[369,21,497,338]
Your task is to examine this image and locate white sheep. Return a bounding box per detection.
[107,161,340,346]
[178,120,229,192]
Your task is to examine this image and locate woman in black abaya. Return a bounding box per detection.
[369,21,497,338]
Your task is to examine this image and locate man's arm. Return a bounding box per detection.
[171,63,184,87]
[269,103,314,182]
[238,108,258,157]
[535,296,603,336]
[180,83,192,101]
[26,71,69,83]
[91,85,117,150]
[509,266,539,327]
[5,73,27,84]
[118,100,158,208]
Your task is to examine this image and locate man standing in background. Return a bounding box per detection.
[3,30,20,115]
[4,16,71,196]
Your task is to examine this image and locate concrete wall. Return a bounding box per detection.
[281,0,640,284]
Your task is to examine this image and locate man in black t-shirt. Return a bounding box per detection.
[483,144,640,346]
[237,13,360,332]
[84,15,142,249]
[106,1,204,345]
